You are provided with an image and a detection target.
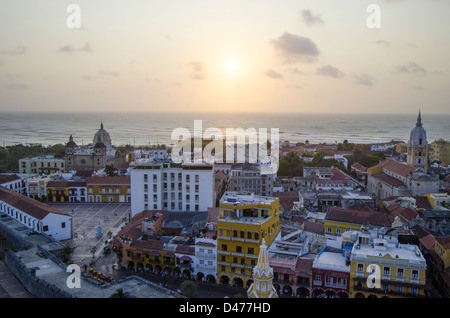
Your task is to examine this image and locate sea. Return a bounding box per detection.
[0,111,449,147]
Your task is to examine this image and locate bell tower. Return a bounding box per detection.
[407,110,428,173]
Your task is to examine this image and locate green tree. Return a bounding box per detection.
[104,164,117,176]
[90,246,97,259]
[62,245,76,263]
[180,280,199,298]
[278,151,303,176]
[110,288,127,298]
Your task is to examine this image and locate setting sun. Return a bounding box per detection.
[226,59,237,72]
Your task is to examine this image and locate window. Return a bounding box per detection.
[43,225,49,232]
[397,268,404,278]
[61,222,65,228]
[357,264,364,273]
[411,270,419,279]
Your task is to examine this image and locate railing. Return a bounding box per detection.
[217,235,259,244]
[325,281,347,289]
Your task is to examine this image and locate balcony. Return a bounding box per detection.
[325,281,347,289]
[217,235,259,244]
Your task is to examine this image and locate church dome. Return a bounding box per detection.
[409,111,427,147]
[66,135,77,148]
[93,122,112,150]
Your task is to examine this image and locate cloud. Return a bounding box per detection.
[373,40,392,47]
[99,71,120,77]
[352,73,374,86]
[58,42,93,54]
[0,45,27,56]
[271,32,319,63]
[300,10,325,26]
[80,42,93,53]
[187,61,207,80]
[285,67,306,75]
[4,83,28,90]
[316,65,345,78]
[395,62,427,76]
[263,69,283,79]
[58,45,76,53]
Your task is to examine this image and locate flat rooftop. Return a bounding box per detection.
[220,191,277,205]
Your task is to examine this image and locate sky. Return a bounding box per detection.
[0,0,449,114]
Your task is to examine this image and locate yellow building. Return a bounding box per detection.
[86,175,131,203]
[324,207,393,236]
[429,139,450,164]
[346,228,428,298]
[27,173,60,200]
[19,155,65,175]
[46,181,70,202]
[425,193,450,210]
[217,192,280,288]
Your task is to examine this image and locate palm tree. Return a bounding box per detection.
[62,245,76,263]
[110,288,127,298]
[90,246,97,259]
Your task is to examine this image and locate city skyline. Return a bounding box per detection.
[1,0,449,114]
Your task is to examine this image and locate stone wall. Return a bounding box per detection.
[4,250,73,298]
[0,219,33,251]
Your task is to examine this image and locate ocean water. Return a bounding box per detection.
[0,111,448,147]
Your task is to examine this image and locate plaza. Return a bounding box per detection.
[47,202,131,267]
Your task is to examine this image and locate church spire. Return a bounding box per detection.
[247,239,278,298]
[416,110,422,127]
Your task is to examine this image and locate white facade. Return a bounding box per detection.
[0,188,72,241]
[193,238,217,282]
[130,160,215,217]
[0,174,25,194]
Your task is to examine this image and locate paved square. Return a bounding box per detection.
[47,202,131,266]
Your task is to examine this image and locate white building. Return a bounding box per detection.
[193,238,217,283]
[130,159,215,217]
[19,155,65,175]
[0,186,72,240]
[0,174,26,194]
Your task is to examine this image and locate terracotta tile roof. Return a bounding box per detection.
[381,159,414,177]
[351,163,368,173]
[419,234,435,250]
[301,220,324,235]
[0,186,70,220]
[131,239,164,251]
[399,207,418,221]
[414,195,433,210]
[175,245,195,255]
[87,175,130,185]
[0,174,21,184]
[326,207,394,227]
[295,258,313,275]
[371,172,405,186]
[436,236,450,249]
[116,218,143,240]
[196,241,216,247]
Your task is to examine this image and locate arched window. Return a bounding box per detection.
[261,282,266,292]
